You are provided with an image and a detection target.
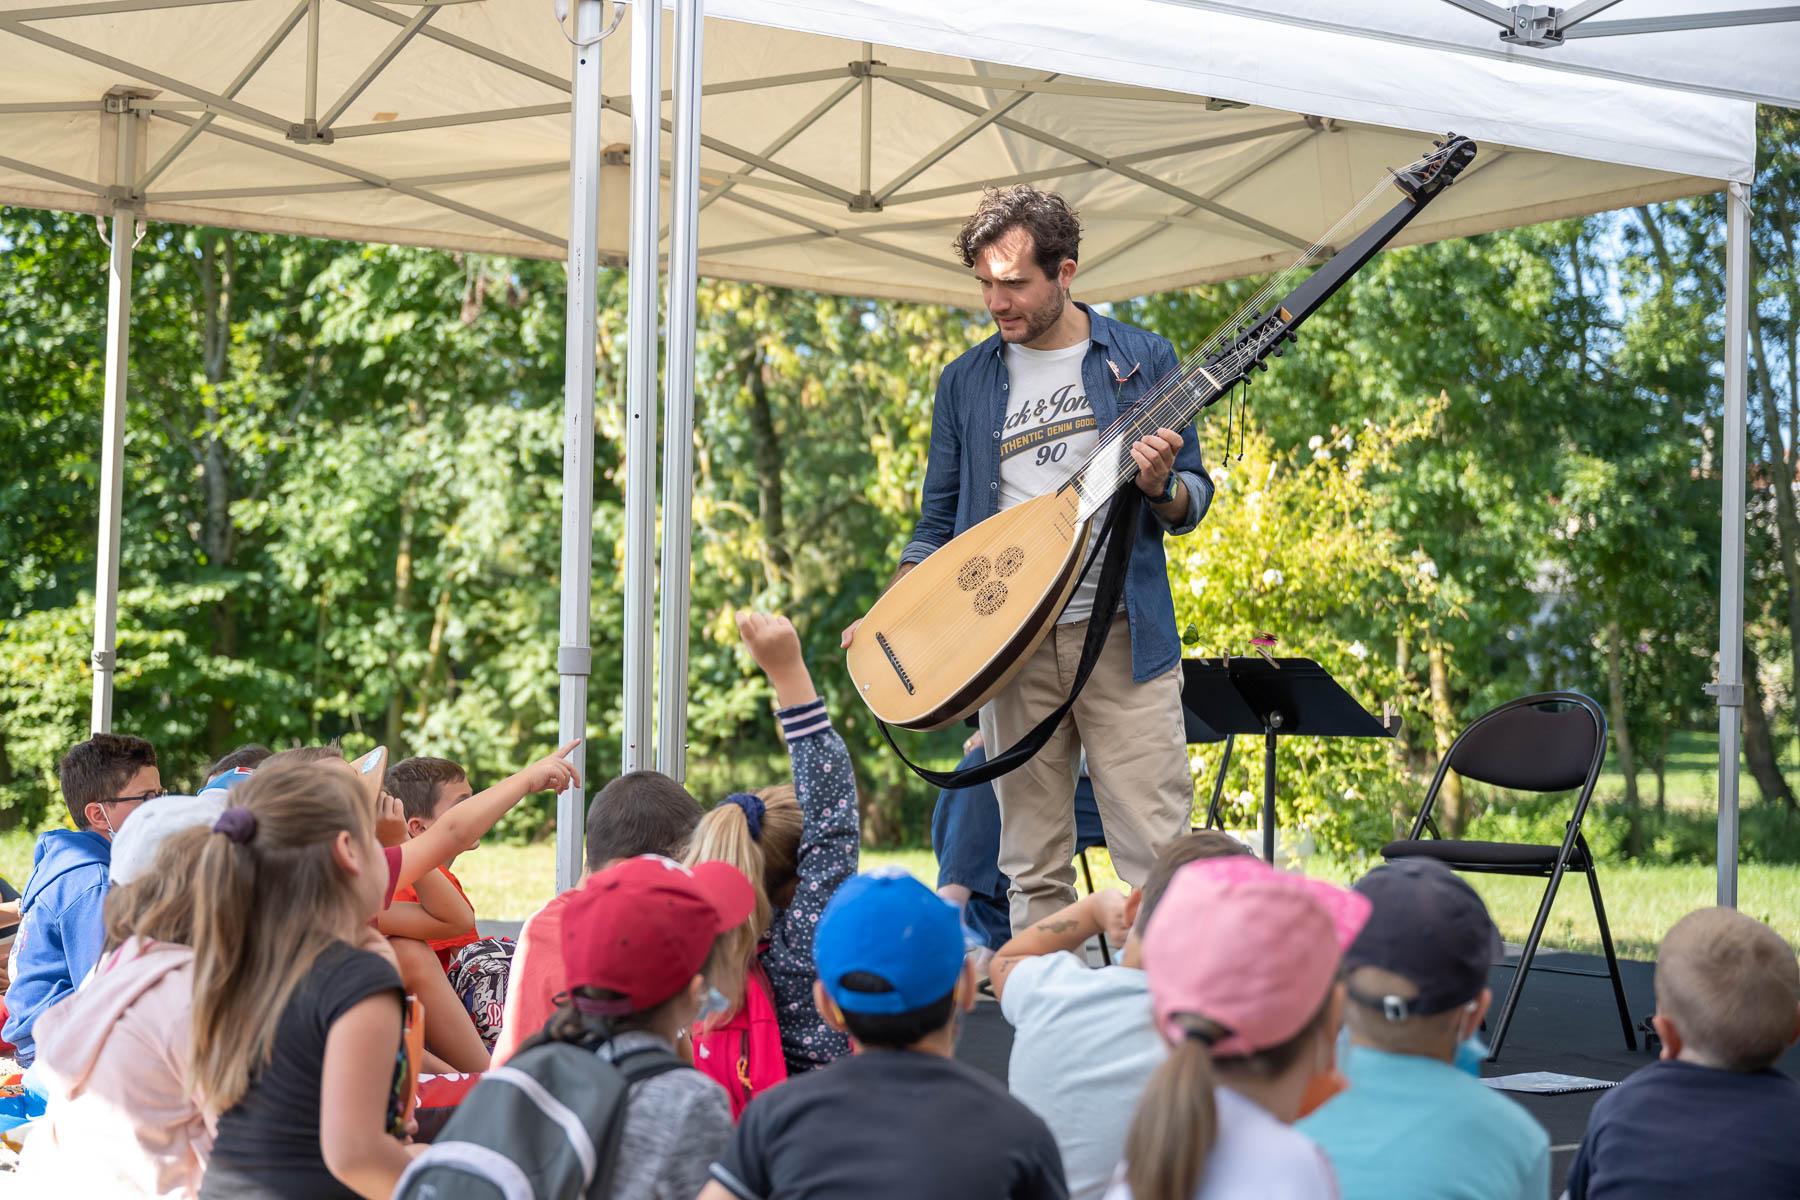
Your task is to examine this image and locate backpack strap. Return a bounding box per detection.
[609,1043,687,1086]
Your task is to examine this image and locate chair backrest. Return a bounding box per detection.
[1409,692,1607,841]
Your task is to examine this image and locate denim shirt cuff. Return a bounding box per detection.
[899,539,939,566]
[1155,470,1208,536]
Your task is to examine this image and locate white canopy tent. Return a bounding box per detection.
[0,0,1781,896]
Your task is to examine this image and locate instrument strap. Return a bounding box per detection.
[877,487,1143,789]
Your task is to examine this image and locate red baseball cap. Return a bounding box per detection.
[560,855,755,1014]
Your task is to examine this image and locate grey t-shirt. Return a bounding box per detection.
[1002,954,1165,1200]
[595,1031,733,1200]
[1000,339,1117,625]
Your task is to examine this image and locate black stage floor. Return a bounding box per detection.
[953,947,1800,1198]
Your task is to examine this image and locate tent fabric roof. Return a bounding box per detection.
[0,0,1758,305]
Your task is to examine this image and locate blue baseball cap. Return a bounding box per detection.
[199,766,256,796]
[814,868,967,1015]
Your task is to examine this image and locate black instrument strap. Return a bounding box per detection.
[877,487,1142,790]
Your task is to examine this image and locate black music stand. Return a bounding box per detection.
[1181,657,1396,863]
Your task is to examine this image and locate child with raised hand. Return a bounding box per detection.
[1108,856,1369,1200]
[376,756,493,1071]
[21,797,220,1197]
[1564,906,1800,1199]
[700,869,1067,1200]
[685,611,859,1113]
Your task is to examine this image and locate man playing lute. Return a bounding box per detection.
[844,186,1213,931]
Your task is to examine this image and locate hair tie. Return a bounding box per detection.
[211,806,257,845]
[720,792,765,842]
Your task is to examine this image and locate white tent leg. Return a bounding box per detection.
[89,202,134,735]
[555,0,607,893]
[1716,179,1752,909]
[621,0,662,774]
[655,0,704,783]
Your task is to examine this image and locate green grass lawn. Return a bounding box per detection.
[4,766,1788,962]
[450,841,1792,960]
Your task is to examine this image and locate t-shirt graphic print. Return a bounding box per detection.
[999,339,1113,625]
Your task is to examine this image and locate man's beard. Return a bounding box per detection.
[1000,286,1066,344]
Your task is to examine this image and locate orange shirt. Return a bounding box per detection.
[391,866,479,970]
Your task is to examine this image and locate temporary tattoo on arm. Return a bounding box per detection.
[1036,918,1079,934]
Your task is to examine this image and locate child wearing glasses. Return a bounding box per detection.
[4,732,162,1066]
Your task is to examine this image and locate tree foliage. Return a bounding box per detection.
[2,112,1797,858]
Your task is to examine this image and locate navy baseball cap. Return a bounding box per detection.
[1344,858,1501,1018]
[814,868,967,1015]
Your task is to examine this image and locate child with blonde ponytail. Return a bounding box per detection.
[188,761,410,1200]
[686,612,859,1115]
[1108,857,1369,1200]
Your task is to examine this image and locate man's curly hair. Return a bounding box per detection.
[953,185,1082,277]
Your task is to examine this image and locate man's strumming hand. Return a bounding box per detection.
[1130,426,1183,501]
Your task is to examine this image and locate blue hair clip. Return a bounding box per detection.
[720,792,766,842]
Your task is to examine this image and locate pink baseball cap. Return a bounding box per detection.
[1143,856,1371,1056]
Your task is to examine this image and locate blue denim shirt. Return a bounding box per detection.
[901,304,1212,683]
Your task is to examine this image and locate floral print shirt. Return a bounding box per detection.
[760,699,859,1073]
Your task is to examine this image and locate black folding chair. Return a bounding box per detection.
[1380,691,1636,1061]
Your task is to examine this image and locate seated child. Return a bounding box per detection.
[1565,905,1800,1199]
[991,830,1250,1200]
[197,746,578,1200]
[700,869,1068,1200]
[5,732,161,1065]
[199,744,272,794]
[685,611,860,1112]
[1298,859,1549,1200]
[381,756,508,1064]
[405,855,751,1200]
[1108,857,1369,1200]
[492,769,704,1065]
[21,795,220,1197]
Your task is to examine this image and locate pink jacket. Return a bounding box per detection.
[19,937,213,1197]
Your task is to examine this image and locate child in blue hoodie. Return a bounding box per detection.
[4,733,161,1066]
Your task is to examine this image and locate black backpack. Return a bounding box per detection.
[395,1040,684,1200]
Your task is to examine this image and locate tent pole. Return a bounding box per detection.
[555,0,606,893]
[621,0,662,776]
[655,0,703,783]
[90,96,145,736]
[1716,179,1751,910]
[89,199,135,735]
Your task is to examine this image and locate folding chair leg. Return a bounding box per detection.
[1586,865,1638,1051]
[1077,849,1112,966]
[1487,870,1565,1060]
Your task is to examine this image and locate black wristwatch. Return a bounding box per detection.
[1155,472,1179,504]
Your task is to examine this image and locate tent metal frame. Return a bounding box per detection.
[2,0,1755,904]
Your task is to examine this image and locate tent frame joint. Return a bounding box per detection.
[848,189,883,213]
[287,119,336,145]
[1704,681,1744,708]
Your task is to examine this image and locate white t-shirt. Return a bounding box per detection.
[1103,1084,1340,1200]
[1000,339,1114,624]
[1001,953,1166,1200]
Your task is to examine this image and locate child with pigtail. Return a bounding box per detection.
[685,611,861,1116]
[190,746,579,1200]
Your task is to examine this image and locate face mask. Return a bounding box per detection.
[1453,1032,1489,1076]
[697,986,731,1023]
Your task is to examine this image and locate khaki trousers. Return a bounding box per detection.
[978,613,1193,932]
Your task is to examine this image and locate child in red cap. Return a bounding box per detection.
[496,854,755,1200]
[1110,856,1370,1200]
